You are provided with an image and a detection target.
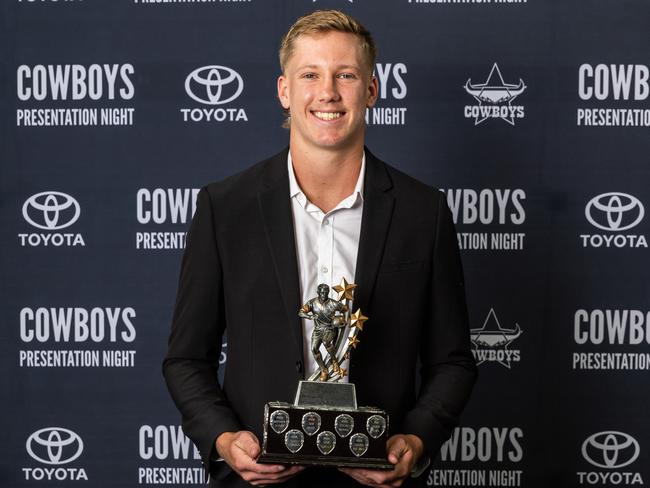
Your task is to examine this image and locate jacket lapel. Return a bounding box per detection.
[353,149,395,316]
[257,149,304,358]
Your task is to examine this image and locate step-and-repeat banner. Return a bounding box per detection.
[2,1,649,487]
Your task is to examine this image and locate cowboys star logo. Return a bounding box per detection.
[464,63,527,126]
[470,308,523,368]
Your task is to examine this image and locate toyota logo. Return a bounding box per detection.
[26,427,84,465]
[185,65,243,105]
[582,431,640,469]
[585,192,644,231]
[23,191,81,230]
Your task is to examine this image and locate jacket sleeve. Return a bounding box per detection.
[401,191,478,460]
[162,187,242,475]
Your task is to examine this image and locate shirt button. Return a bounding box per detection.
[323,219,330,226]
[321,266,328,274]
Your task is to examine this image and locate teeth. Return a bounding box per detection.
[313,112,342,121]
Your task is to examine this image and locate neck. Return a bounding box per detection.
[289,142,363,213]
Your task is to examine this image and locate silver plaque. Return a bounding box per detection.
[366,415,386,439]
[301,412,321,436]
[284,429,304,454]
[349,433,369,457]
[334,414,354,438]
[316,431,336,455]
[269,410,290,434]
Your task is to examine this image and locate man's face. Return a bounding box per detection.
[277,31,378,152]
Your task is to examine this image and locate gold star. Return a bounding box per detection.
[350,309,368,331]
[333,277,357,301]
[348,335,361,349]
[338,367,348,377]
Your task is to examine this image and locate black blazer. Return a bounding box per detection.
[163,148,477,487]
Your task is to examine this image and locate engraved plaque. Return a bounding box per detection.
[349,433,369,457]
[316,431,336,455]
[269,410,290,434]
[366,415,386,439]
[301,412,321,436]
[284,429,304,454]
[334,414,354,438]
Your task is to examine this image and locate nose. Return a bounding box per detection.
[318,76,341,103]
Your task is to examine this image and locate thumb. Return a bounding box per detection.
[387,436,408,465]
[236,431,261,458]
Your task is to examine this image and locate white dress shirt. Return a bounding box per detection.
[288,152,365,380]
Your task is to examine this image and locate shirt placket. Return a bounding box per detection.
[317,212,334,291]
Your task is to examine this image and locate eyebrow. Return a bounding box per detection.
[296,64,362,71]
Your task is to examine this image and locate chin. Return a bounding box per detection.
[318,136,345,146]
[313,131,358,149]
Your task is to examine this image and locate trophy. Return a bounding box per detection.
[258,278,391,469]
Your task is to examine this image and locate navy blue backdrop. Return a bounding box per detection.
[2,1,649,487]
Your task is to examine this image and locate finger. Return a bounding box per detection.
[242,470,285,485]
[245,465,306,484]
[340,467,390,486]
[338,467,368,485]
[386,451,413,482]
[258,465,305,478]
[234,456,286,475]
[342,456,411,485]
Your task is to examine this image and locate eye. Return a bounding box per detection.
[301,72,317,79]
[338,73,357,79]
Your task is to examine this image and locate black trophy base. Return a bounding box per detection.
[259,381,392,469]
[258,452,391,469]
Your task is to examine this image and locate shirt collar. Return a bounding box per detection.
[287,151,365,210]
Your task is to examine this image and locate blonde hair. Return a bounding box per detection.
[278,10,377,128]
[279,10,377,74]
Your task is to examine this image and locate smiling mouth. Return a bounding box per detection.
[312,111,344,121]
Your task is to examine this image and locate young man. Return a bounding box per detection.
[164,10,476,488]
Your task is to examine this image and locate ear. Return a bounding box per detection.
[277,75,290,110]
[366,75,379,108]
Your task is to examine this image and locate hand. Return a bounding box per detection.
[216,430,305,486]
[339,434,424,488]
